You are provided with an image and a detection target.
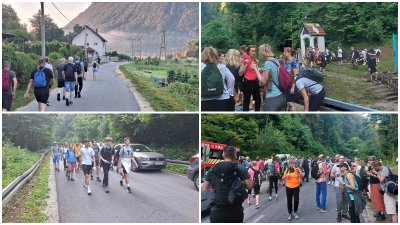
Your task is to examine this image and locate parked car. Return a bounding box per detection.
[114,144,166,172]
[187,153,199,190]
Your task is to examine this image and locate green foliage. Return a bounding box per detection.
[29,9,64,41]
[202,114,397,163]
[2,44,37,86]
[164,164,187,175]
[2,141,41,188]
[21,154,50,223]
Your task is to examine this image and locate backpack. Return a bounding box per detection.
[93,62,97,68]
[33,67,47,88]
[311,161,321,179]
[201,64,224,98]
[267,163,276,177]
[64,64,75,80]
[297,68,324,83]
[359,166,367,180]
[269,60,293,93]
[84,61,88,71]
[252,168,261,186]
[211,162,248,207]
[75,62,82,75]
[388,168,398,184]
[351,172,364,188]
[2,70,10,91]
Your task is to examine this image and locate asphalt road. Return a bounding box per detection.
[18,62,140,112]
[55,163,198,223]
[202,179,345,223]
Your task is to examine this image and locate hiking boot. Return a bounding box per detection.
[120,180,123,186]
[293,212,299,220]
[288,214,293,221]
[127,187,132,193]
[78,92,81,98]
[57,93,60,101]
[66,98,69,106]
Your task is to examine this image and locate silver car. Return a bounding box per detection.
[114,144,167,172]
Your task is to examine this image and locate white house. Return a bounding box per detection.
[300,23,326,59]
[72,25,107,58]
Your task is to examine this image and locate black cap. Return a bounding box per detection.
[337,162,349,170]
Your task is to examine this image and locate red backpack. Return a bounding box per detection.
[2,70,10,92]
[268,60,293,92]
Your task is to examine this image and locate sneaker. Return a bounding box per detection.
[78,92,81,98]
[71,178,75,181]
[127,187,131,193]
[376,214,385,221]
[268,196,272,201]
[293,212,299,219]
[246,202,250,207]
[342,215,350,220]
[63,96,66,100]
[67,176,70,181]
[47,101,51,106]
[320,209,328,213]
[255,205,259,209]
[87,186,92,195]
[275,194,278,199]
[66,98,69,106]
[91,175,93,180]
[316,207,321,210]
[288,214,293,221]
[69,100,73,105]
[83,184,88,188]
[97,177,102,182]
[105,187,109,193]
[57,93,60,101]
[120,180,123,186]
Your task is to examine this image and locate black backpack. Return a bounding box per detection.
[93,62,97,68]
[75,62,82,74]
[351,172,364,188]
[84,61,88,72]
[311,161,321,179]
[252,168,261,186]
[211,162,248,207]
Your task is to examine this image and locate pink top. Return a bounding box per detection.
[317,161,330,182]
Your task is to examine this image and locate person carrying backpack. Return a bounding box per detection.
[201,47,235,111]
[202,146,253,223]
[302,157,310,182]
[2,61,17,111]
[99,137,114,193]
[371,160,398,223]
[282,159,303,221]
[92,59,99,81]
[314,154,330,213]
[66,143,77,181]
[74,56,85,98]
[294,67,325,111]
[24,58,54,112]
[247,161,263,209]
[253,44,287,111]
[338,162,364,223]
[63,57,77,107]
[267,157,280,200]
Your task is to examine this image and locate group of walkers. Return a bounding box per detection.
[349,47,381,83]
[2,56,100,112]
[202,147,398,223]
[201,45,325,112]
[51,137,138,195]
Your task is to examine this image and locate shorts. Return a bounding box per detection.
[94,159,100,166]
[34,88,49,104]
[93,68,99,73]
[76,156,80,163]
[384,192,397,215]
[286,88,300,102]
[53,155,60,163]
[65,81,75,92]
[68,162,76,172]
[248,185,260,195]
[122,165,128,174]
[57,79,65,88]
[2,91,12,110]
[82,164,93,175]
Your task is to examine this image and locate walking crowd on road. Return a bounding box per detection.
[202,148,398,223]
[51,136,138,196]
[201,45,325,112]
[2,56,100,112]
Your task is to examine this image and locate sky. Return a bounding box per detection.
[5,2,91,31]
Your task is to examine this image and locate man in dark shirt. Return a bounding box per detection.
[63,57,77,106]
[99,137,115,193]
[24,58,54,112]
[202,146,253,223]
[56,58,66,101]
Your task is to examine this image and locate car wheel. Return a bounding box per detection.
[194,172,199,191]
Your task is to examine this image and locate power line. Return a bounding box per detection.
[51,2,71,22]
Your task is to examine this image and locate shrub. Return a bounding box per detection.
[2,44,37,86]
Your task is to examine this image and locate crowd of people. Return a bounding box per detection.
[50,137,138,195]
[2,56,100,112]
[203,146,398,223]
[201,45,325,112]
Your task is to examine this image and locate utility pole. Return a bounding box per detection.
[138,36,142,59]
[84,25,87,59]
[131,38,134,60]
[40,2,45,57]
[160,30,166,60]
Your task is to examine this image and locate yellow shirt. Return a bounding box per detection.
[284,168,301,188]
[73,144,81,157]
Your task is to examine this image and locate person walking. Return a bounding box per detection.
[202,146,253,223]
[91,141,102,182]
[51,142,60,172]
[74,56,85,98]
[99,137,114,193]
[282,159,303,221]
[56,58,66,101]
[2,61,17,111]
[73,141,81,173]
[80,139,95,195]
[337,47,343,66]
[92,60,99,81]
[267,156,280,200]
[65,143,77,181]
[302,157,310,182]
[63,57,77,106]
[117,137,139,193]
[44,56,53,106]
[247,161,262,209]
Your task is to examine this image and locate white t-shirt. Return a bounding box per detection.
[295,77,323,95]
[45,63,54,72]
[331,163,343,187]
[337,49,342,58]
[80,147,94,165]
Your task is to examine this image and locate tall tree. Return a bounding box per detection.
[29,10,64,41]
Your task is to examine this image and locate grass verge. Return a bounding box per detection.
[164,164,187,176]
[120,64,187,111]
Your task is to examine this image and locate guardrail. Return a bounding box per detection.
[166,159,189,165]
[2,150,50,207]
[295,97,378,112]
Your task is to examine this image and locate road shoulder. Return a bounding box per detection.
[43,156,59,223]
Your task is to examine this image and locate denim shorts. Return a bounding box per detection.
[65,81,75,92]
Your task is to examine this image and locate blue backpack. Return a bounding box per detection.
[33,67,47,88]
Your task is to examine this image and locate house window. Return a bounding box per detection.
[86,43,89,46]
[94,43,98,46]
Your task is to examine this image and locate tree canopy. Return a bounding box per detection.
[201,114,397,164]
[202,2,398,53]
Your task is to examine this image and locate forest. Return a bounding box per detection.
[202,2,398,53]
[201,114,397,165]
[2,114,199,161]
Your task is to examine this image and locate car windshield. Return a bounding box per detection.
[130,144,152,152]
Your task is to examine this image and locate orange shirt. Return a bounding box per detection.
[241,54,257,80]
[284,168,301,188]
